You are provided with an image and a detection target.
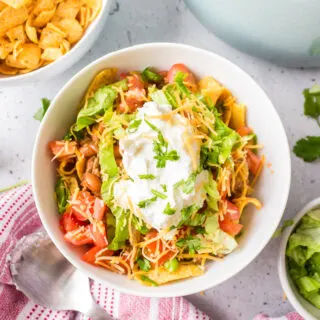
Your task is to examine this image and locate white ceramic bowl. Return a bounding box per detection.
[279,198,320,320]
[32,43,291,297]
[0,0,111,87]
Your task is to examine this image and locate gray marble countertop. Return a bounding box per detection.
[1,0,320,319]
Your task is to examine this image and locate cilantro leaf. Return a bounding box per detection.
[34,98,51,121]
[145,118,180,168]
[139,174,156,180]
[293,136,320,162]
[304,85,320,126]
[176,236,201,254]
[163,203,176,215]
[151,189,167,199]
[128,119,142,133]
[137,258,151,271]
[138,196,157,208]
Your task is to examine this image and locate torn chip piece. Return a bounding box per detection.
[6,25,27,43]
[25,18,38,43]
[17,43,41,68]
[58,18,83,44]
[0,6,28,36]
[1,0,32,9]
[41,47,63,61]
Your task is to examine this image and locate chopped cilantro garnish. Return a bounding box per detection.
[163,203,176,215]
[151,189,167,199]
[145,118,180,168]
[138,196,157,208]
[34,98,51,121]
[128,119,142,133]
[160,184,167,192]
[139,174,156,180]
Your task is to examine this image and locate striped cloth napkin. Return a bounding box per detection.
[0,184,304,320]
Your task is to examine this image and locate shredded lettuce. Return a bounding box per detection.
[286,209,320,309]
[149,89,169,105]
[55,177,69,214]
[204,174,220,211]
[108,207,129,250]
[141,67,163,84]
[75,86,118,131]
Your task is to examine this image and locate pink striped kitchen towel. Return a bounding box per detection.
[0,185,304,320]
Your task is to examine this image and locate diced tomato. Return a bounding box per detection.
[127,73,144,90]
[119,72,127,79]
[64,226,93,246]
[49,141,77,159]
[60,211,84,233]
[226,201,241,221]
[70,191,95,221]
[166,63,196,85]
[93,198,106,220]
[219,201,243,236]
[145,230,175,265]
[237,126,252,137]
[145,230,162,253]
[219,216,243,236]
[89,221,108,247]
[157,250,176,266]
[82,246,113,265]
[247,149,262,175]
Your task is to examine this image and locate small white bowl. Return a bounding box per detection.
[32,43,291,297]
[0,0,111,87]
[279,198,320,320]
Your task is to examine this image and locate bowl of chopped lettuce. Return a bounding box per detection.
[279,198,320,320]
[32,43,291,297]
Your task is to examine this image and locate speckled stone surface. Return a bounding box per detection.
[0,0,320,319]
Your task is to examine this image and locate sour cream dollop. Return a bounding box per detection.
[113,102,208,230]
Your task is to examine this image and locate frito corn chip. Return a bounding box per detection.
[0,1,7,11]
[17,43,41,68]
[6,25,27,43]
[6,53,25,68]
[79,6,91,29]
[0,6,28,36]
[41,47,62,61]
[83,0,101,22]
[0,38,13,59]
[60,39,70,54]
[32,0,55,15]
[39,26,64,49]
[0,63,18,74]
[1,0,32,9]
[54,0,81,19]
[12,40,23,58]
[46,22,66,36]
[58,18,82,44]
[86,68,118,99]
[32,7,56,28]
[25,17,38,43]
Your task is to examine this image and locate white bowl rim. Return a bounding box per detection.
[0,0,109,84]
[32,42,292,297]
[278,197,320,320]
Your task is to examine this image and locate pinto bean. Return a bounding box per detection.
[82,172,101,195]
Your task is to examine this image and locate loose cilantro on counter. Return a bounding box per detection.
[293,84,320,162]
[34,98,51,121]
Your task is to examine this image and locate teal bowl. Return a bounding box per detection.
[185,0,320,68]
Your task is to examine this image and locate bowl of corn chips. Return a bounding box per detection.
[0,0,111,86]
